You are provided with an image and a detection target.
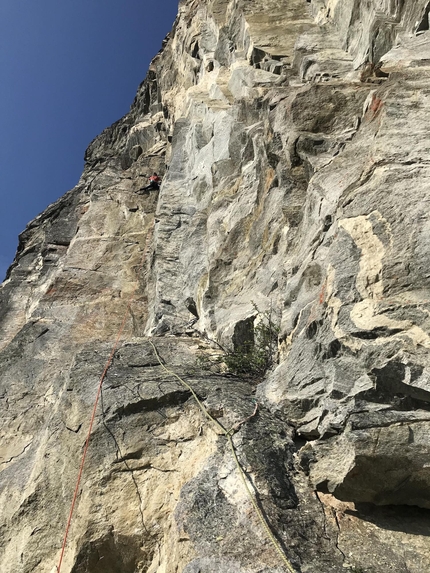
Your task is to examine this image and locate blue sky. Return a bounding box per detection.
[0,0,179,281]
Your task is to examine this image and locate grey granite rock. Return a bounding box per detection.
[2,1,430,572]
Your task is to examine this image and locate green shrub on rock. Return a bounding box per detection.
[197,305,279,379]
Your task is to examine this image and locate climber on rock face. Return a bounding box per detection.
[140,172,161,192]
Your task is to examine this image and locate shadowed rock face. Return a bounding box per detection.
[2,1,430,572]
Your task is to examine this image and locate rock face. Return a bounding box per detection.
[1,1,430,572]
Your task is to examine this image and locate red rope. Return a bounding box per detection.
[56,224,153,572]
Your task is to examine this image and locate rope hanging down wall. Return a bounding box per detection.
[55,220,296,573]
[56,222,154,573]
[149,341,297,573]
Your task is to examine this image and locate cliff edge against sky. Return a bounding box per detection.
[1,1,430,572]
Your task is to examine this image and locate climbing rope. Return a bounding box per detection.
[149,340,297,573]
[56,222,154,573]
[55,217,296,573]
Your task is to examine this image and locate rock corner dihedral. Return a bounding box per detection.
[1,1,430,572]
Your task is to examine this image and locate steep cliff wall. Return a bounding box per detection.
[1,1,430,572]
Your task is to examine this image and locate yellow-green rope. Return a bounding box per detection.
[149,340,297,573]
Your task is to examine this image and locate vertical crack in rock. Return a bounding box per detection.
[314,491,346,566]
[99,387,150,537]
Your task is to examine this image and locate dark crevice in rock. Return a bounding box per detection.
[292,433,308,451]
[191,41,200,59]
[351,327,403,339]
[345,502,430,536]
[65,424,82,434]
[112,463,152,473]
[70,529,152,573]
[313,492,332,547]
[331,509,347,563]
[35,328,49,340]
[302,318,318,339]
[368,361,430,408]
[185,297,199,318]
[126,362,161,368]
[320,339,342,360]
[112,448,145,463]
[100,388,150,541]
[50,239,72,247]
[115,389,191,418]
[417,2,430,33]
[323,214,332,232]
